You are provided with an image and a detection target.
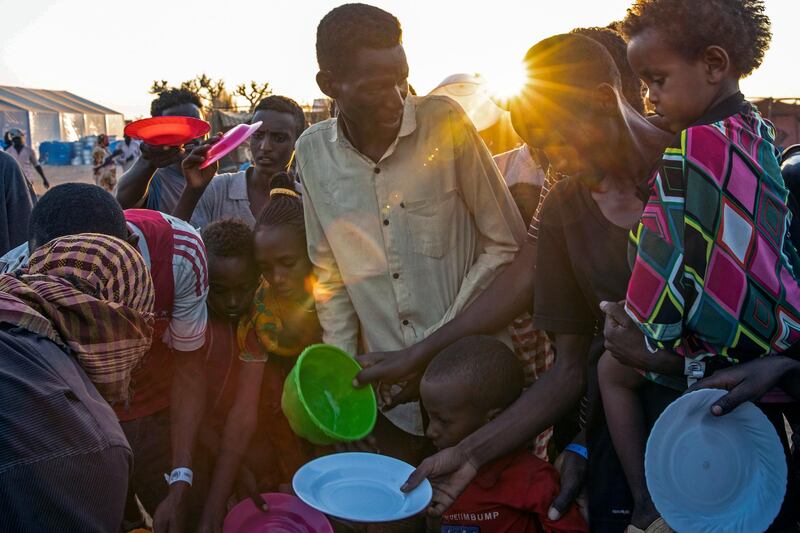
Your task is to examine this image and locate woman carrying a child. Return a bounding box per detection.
[404,2,800,531]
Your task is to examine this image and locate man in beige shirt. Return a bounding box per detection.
[297,4,525,458]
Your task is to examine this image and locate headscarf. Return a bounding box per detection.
[0,234,155,404]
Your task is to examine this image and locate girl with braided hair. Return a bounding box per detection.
[198,173,325,532]
[242,171,321,360]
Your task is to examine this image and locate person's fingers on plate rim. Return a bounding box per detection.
[401,460,431,492]
[192,142,214,154]
[250,491,269,513]
[354,354,383,386]
[183,152,205,163]
[203,133,224,147]
[685,369,739,395]
[710,387,751,416]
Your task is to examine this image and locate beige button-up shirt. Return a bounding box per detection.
[296,95,525,434]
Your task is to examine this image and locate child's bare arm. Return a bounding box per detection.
[198,362,266,532]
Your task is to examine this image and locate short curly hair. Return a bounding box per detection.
[254,95,308,139]
[621,0,771,77]
[150,88,203,117]
[423,336,523,412]
[202,219,254,259]
[571,26,645,114]
[30,184,128,247]
[316,3,402,75]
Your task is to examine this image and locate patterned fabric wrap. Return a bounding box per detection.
[626,100,800,370]
[0,234,155,403]
[237,280,309,361]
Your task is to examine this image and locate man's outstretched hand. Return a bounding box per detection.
[354,347,426,407]
[401,446,478,517]
[687,356,796,416]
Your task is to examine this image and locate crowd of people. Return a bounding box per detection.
[1,1,799,532]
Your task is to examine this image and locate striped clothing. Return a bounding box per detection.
[127,211,208,352]
[118,210,208,421]
[626,93,800,367]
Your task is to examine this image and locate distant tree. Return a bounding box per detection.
[150,75,268,111]
[149,80,169,94]
[179,78,201,96]
[235,81,273,113]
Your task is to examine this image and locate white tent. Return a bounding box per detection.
[0,86,124,149]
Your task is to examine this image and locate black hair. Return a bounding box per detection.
[571,26,645,114]
[423,336,523,412]
[316,3,402,74]
[150,88,203,117]
[202,219,254,259]
[516,33,623,127]
[256,172,305,239]
[253,95,308,139]
[523,33,622,95]
[782,145,800,165]
[29,183,128,246]
[782,146,800,203]
[621,0,771,77]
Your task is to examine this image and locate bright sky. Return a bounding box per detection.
[1,0,797,119]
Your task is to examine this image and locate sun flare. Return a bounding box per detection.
[483,59,528,103]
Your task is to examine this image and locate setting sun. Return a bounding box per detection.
[483,59,529,103]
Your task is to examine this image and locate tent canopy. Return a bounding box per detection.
[0,86,124,149]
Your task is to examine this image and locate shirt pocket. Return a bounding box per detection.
[405,190,458,258]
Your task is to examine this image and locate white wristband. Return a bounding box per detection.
[684,359,706,386]
[164,467,193,486]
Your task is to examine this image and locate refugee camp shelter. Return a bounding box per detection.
[0,86,124,149]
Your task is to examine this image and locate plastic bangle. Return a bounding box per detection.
[163,467,193,486]
[565,443,588,460]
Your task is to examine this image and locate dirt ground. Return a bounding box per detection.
[33,164,103,197]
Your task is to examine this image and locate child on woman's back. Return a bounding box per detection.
[421,335,587,533]
[599,1,800,530]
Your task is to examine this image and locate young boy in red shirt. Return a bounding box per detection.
[421,336,587,533]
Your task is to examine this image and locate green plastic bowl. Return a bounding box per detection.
[281,344,377,445]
